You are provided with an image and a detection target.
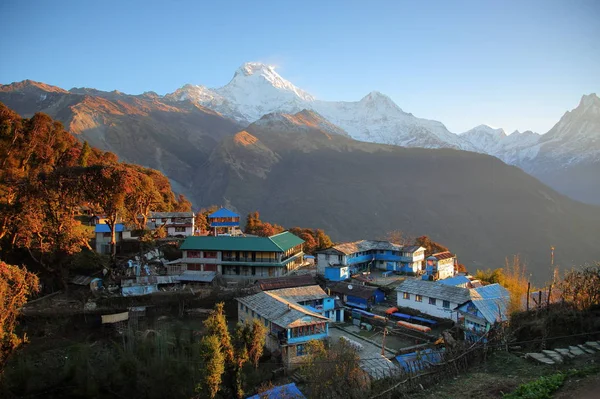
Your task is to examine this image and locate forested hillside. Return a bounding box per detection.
[0,102,190,289]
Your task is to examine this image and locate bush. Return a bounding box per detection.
[503,373,565,399]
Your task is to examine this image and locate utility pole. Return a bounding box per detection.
[381,327,387,356]
[526,281,531,311]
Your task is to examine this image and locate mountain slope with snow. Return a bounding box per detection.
[165,62,477,151]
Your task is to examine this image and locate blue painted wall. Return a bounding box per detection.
[325,266,349,281]
[323,297,335,311]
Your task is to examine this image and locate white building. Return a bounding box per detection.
[395,279,471,320]
[423,252,456,281]
[147,212,195,237]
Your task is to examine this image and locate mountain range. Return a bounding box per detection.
[1,65,599,281]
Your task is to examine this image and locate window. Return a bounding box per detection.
[296,344,305,356]
[403,292,410,300]
[204,251,217,258]
[429,297,437,305]
[175,226,185,232]
[415,294,422,302]
[443,300,450,309]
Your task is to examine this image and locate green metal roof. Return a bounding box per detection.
[180,231,304,252]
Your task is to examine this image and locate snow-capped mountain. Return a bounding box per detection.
[460,125,542,165]
[165,62,477,151]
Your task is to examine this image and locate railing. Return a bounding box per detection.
[221,257,279,263]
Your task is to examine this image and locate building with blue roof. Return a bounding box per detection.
[457,283,510,342]
[246,383,306,399]
[316,240,426,279]
[208,207,241,236]
[94,223,128,254]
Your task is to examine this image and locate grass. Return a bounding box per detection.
[409,351,600,399]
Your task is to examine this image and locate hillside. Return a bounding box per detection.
[0,80,242,195]
[197,110,600,283]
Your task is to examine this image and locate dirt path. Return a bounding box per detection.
[554,373,600,399]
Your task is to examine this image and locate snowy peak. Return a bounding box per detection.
[579,93,599,110]
[462,124,507,139]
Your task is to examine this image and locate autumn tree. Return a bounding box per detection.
[79,141,91,167]
[476,255,529,314]
[302,339,370,399]
[385,230,415,246]
[415,235,449,256]
[198,335,225,399]
[195,205,220,234]
[0,261,40,372]
[244,211,284,237]
[559,263,600,310]
[204,302,235,365]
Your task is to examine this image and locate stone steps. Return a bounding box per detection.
[525,341,600,365]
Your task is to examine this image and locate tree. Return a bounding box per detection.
[0,261,39,371]
[198,335,225,399]
[244,211,284,237]
[173,194,192,212]
[302,339,370,399]
[203,302,234,365]
[415,235,449,257]
[247,319,267,369]
[79,141,91,167]
[476,255,528,314]
[559,263,600,310]
[385,230,414,246]
[315,229,333,251]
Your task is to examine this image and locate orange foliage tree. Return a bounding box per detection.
[0,260,39,372]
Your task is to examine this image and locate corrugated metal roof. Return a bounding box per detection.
[257,275,316,291]
[268,285,329,303]
[94,223,125,233]
[438,276,471,286]
[428,252,455,260]
[180,231,304,252]
[70,275,95,285]
[174,271,216,282]
[395,279,471,304]
[467,284,510,323]
[320,241,424,255]
[208,208,240,218]
[329,282,381,299]
[149,212,194,218]
[237,291,328,328]
[246,383,306,399]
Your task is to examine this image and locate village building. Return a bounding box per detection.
[457,284,510,342]
[328,281,385,310]
[207,207,242,236]
[422,251,456,281]
[246,383,306,399]
[395,279,471,320]
[147,211,195,237]
[237,289,330,368]
[94,223,133,254]
[173,231,305,279]
[256,274,317,291]
[438,275,473,288]
[316,241,426,280]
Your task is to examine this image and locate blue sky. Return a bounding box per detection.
[1,0,598,133]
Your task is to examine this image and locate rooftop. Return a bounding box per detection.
[237,291,329,328]
[268,285,329,303]
[320,240,425,255]
[94,223,125,233]
[428,251,455,260]
[208,207,240,218]
[466,283,511,323]
[149,211,194,218]
[246,383,305,399]
[438,275,471,286]
[395,279,471,304]
[328,282,381,299]
[257,274,316,291]
[180,231,304,252]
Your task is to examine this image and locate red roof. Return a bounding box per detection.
[431,251,455,260]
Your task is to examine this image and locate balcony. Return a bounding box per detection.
[222,257,278,263]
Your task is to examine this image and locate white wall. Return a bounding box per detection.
[396,291,459,320]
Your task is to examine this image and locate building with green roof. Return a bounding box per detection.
[173,231,305,279]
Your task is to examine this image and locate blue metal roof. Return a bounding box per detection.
[246,383,306,399]
[94,223,125,233]
[391,312,412,320]
[439,276,471,286]
[464,283,511,323]
[208,207,240,218]
[410,316,438,325]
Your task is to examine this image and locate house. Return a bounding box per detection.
[395,279,471,320]
[267,285,344,322]
[457,284,510,342]
[328,282,385,310]
[207,207,242,236]
[237,290,330,368]
[246,383,306,399]
[147,211,195,237]
[89,214,109,226]
[316,241,426,278]
[94,223,126,254]
[422,252,456,281]
[175,231,304,279]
